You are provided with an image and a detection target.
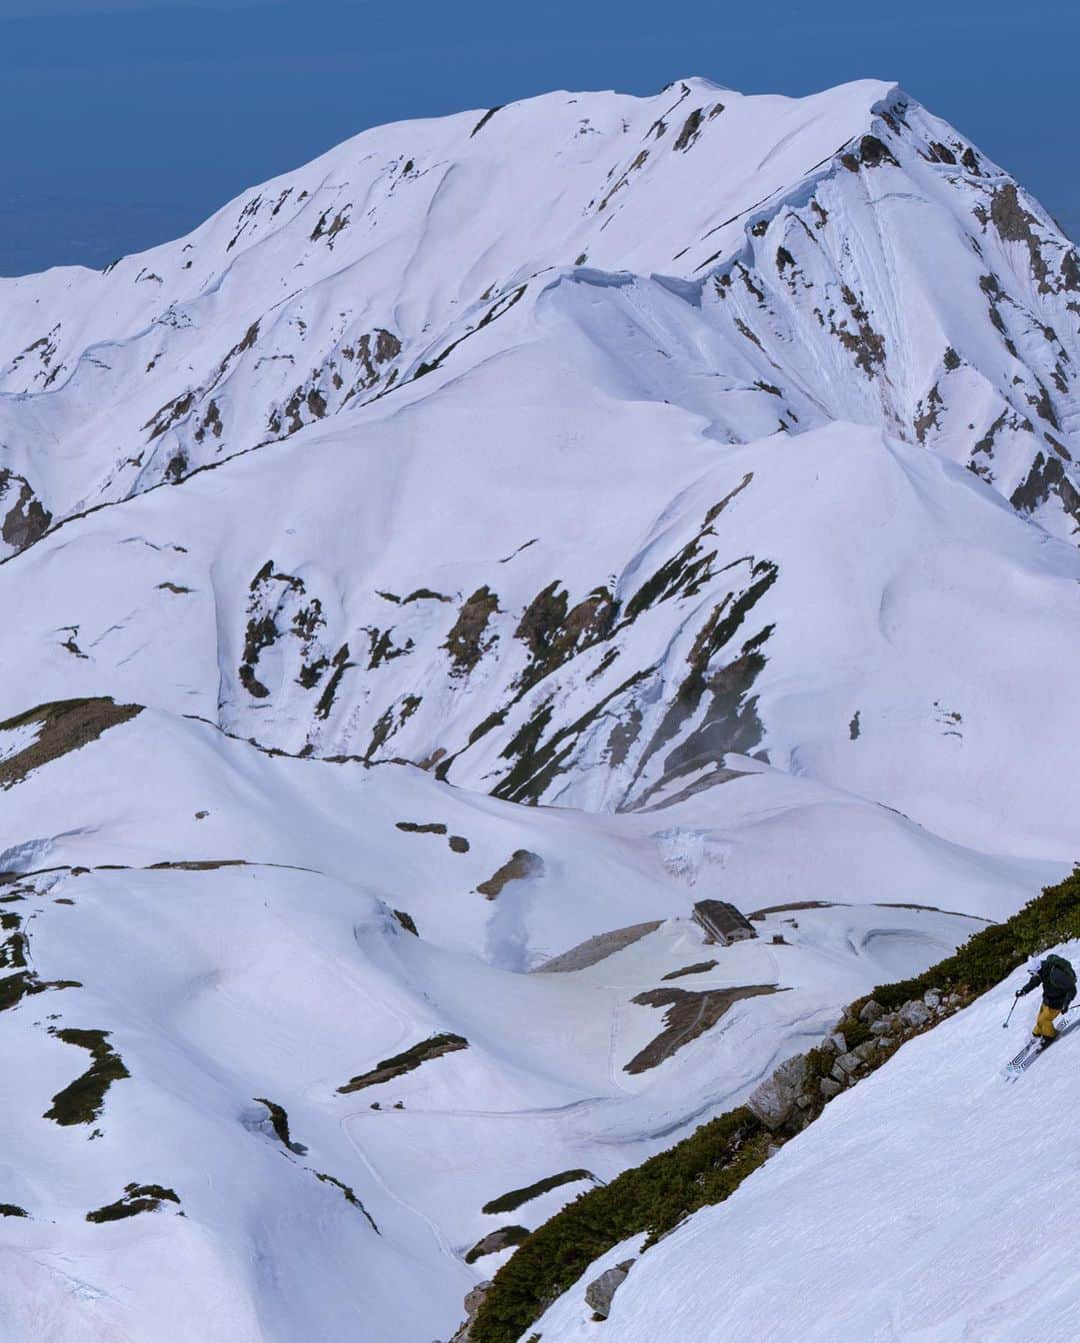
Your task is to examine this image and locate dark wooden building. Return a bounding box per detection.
[692,899,758,947]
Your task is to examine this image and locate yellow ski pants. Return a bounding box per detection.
[1034,1004,1061,1039]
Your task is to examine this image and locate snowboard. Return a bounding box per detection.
[1003,1006,1080,1080]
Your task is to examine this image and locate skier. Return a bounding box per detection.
[1015,954,1077,1045]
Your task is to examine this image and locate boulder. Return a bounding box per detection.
[465,1226,529,1263]
[449,1281,492,1342]
[853,1041,878,1063]
[826,1032,847,1054]
[819,1077,842,1098]
[899,1000,932,1029]
[748,1053,809,1131]
[835,1050,861,1075]
[923,990,942,1010]
[585,1260,634,1320]
[859,1000,885,1023]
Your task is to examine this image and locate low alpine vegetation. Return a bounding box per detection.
[254,1097,307,1154]
[337,1033,468,1093]
[481,1169,596,1216]
[44,1028,129,1126]
[86,1184,180,1223]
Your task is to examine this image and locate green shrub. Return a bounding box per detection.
[86,1183,179,1223]
[471,1110,766,1343]
[44,1029,129,1126]
[337,1033,468,1093]
[482,1170,595,1216]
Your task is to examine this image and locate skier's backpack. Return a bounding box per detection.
[1044,954,1076,996]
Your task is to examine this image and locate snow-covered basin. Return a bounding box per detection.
[536,941,1080,1341]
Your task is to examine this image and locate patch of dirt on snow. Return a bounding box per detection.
[476,850,543,900]
[0,698,142,791]
[661,959,719,982]
[624,984,780,1074]
[533,921,662,974]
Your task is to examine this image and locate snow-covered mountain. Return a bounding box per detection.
[1,76,1079,1342]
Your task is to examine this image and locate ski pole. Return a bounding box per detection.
[1003,996,1019,1029]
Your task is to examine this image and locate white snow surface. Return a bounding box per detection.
[539,948,1080,1342]
[0,74,1078,1342]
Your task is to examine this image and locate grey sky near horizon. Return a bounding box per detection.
[2,0,1077,275]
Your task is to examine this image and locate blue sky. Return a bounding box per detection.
[2,0,1077,274]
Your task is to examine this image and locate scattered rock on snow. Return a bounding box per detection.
[585,1259,635,1320]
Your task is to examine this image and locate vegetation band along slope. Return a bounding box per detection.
[471,868,1080,1343]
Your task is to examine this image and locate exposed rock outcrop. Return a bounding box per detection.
[747,1053,810,1132]
[585,1259,635,1320]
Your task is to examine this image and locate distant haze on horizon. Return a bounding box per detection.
[2,0,1077,276]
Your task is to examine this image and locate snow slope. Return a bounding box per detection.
[0,703,1005,1341]
[538,945,1080,1342]
[1,73,1079,1343]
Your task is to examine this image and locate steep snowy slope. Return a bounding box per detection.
[5,406,1080,840]
[2,74,1080,1343]
[536,943,1080,1342]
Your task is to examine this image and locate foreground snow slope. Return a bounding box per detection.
[539,946,1080,1342]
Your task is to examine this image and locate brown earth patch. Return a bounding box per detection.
[625,984,780,1073]
[534,922,662,974]
[0,699,142,791]
[476,850,543,900]
[661,959,719,982]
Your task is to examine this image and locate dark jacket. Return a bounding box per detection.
[1019,955,1077,1010]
